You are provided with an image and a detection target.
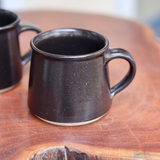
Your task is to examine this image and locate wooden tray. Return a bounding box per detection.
[0,11,160,160]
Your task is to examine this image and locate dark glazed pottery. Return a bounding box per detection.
[28,28,136,126]
[0,9,41,93]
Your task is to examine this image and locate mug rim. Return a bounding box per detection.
[30,28,109,60]
[0,9,20,30]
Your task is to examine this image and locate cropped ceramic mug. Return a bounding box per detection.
[28,28,136,126]
[0,9,41,93]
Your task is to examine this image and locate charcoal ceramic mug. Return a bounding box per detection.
[28,28,136,126]
[0,9,41,93]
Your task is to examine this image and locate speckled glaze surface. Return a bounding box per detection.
[28,28,136,125]
[0,9,41,92]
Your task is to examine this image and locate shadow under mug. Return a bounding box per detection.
[0,9,41,93]
[28,28,136,126]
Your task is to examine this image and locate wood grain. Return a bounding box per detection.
[0,11,160,160]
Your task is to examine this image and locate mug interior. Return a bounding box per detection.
[33,29,106,56]
[0,10,18,27]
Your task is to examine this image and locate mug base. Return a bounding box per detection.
[0,83,19,94]
[34,113,107,126]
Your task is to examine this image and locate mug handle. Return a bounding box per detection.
[105,48,136,98]
[18,22,41,65]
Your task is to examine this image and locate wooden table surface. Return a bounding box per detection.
[0,11,160,160]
